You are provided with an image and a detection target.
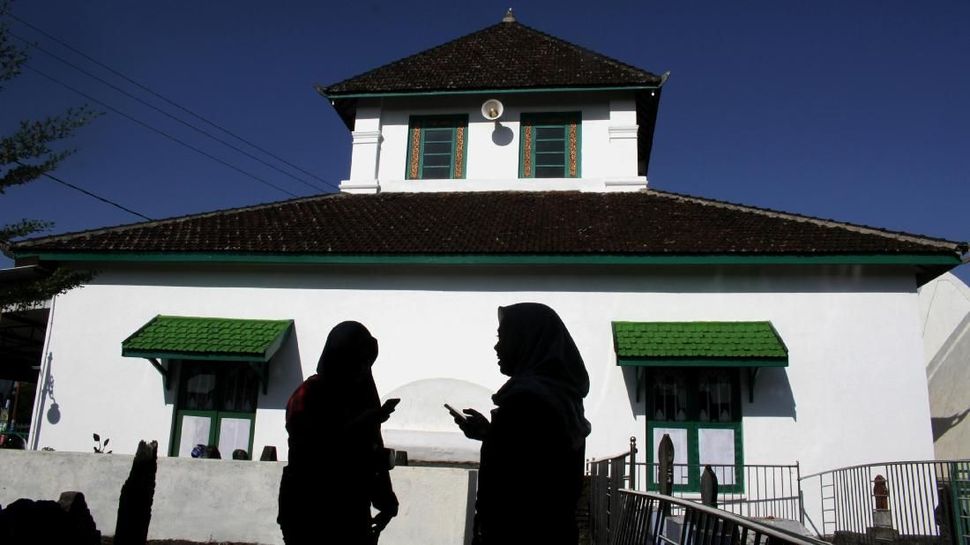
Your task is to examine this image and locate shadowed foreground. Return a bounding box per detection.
[101,537,256,545]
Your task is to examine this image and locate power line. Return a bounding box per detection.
[22,165,154,221]
[9,14,339,192]
[22,63,300,198]
[12,32,335,193]
[43,171,153,221]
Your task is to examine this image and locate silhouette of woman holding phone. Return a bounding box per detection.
[279,321,399,545]
[452,303,591,545]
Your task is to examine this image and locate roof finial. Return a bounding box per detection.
[502,8,516,23]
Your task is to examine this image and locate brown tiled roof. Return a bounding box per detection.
[11,190,966,258]
[322,19,662,96]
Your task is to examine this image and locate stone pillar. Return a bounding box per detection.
[604,98,646,191]
[342,103,382,194]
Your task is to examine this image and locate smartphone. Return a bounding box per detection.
[444,403,466,421]
[383,398,401,410]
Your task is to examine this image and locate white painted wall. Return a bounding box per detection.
[918,272,970,459]
[30,263,935,483]
[342,93,646,192]
[0,449,472,545]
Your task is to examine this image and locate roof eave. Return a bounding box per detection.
[321,82,666,141]
[12,251,964,269]
[321,83,662,101]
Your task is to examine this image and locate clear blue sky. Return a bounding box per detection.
[2,1,968,282]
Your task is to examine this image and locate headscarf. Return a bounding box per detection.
[315,321,380,419]
[492,303,591,448]
[317,321,378,377]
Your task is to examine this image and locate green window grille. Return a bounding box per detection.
[519,112,581,178]
[646,368,745,493]
[406,115,468,180]
[170,361,259,459]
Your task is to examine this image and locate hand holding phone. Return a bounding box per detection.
[376,398,400,423]
[444,403,465,422]
[446,405,490,441]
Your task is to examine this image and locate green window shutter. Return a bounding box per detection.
[169,361,259,459]
[645,368,745,493]
[519,112,581,178]
[406,115,468,180]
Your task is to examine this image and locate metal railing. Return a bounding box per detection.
[637,462,803,521]
[587,438,638,545]
[609,489,827,545]
[800,459,970,540]
[588,435,970,545]
[586,439,804,544]
[952,462,970,545]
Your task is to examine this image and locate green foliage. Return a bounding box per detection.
[0,267,93,311]
[2,108,98,192]
[0,218,50,241]
[0,1,25,88]
[0,0,97,310]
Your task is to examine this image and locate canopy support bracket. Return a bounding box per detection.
[747,367,761,403]
[146,358,172,390]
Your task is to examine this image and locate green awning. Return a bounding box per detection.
[122,315,294,363]
[612,321,788,367]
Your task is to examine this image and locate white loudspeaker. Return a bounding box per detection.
[481,99,504,121]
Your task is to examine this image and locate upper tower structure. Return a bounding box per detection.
[319,11,667,194]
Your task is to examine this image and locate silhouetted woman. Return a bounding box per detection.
[454,303,591,545]
[278,321,398,545]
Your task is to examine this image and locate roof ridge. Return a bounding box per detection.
[9,191,342,249]
[512,21,660,82]
[323,22,505,94]
[323,20,660,95]
[647,188,966,251]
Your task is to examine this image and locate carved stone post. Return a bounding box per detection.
[260,445,278,461]
[628,436,638,490]
[115,440,158,545]
[868,474,897,542]
[873,475,889,510]
[658,434,674,497]
[701,465,719,508]
[658,434,674,517]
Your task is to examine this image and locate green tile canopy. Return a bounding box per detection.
[612,321,788,367]
[122,315,294,363]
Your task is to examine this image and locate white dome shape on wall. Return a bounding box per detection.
[381,378,495,464]
[919,272,970,459]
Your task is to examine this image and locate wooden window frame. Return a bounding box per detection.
[168,361,258,458]
[519,112,581,178]
[406,114,468,180]
[645,368,745,493]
